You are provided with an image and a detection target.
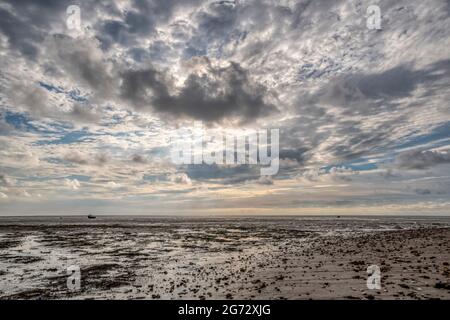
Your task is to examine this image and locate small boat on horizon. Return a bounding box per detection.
[88,214,96,219]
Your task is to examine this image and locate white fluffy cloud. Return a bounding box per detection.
[65,179,81,190]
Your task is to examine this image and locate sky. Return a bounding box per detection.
[0,0,449,216]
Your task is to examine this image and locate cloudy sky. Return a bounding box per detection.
[0,0,449,215]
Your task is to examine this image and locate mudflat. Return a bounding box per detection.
[0,216,449,300]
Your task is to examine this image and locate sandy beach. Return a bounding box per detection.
[0,216,449,300]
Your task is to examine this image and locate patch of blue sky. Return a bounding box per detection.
[111,114,125,124]
[67,89,88,103]
[34,130,98,145]
[38,81,64,94]
[321,161,378,173]
[4,111,37,131]
[345,122,450,170]
[3,110,74,135]
[393,121,450,151]
[39,81,88,103]
[29,119,74,133]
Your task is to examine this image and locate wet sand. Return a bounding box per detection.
[0,216,449,300]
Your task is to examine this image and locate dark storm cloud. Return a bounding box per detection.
[395,149,450,169]
[352,60,450,100]
[319,60,450,115]
[0,7,43,59]
[120,60,277,123]
[97,20,131,49]
[279,148,309,163]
